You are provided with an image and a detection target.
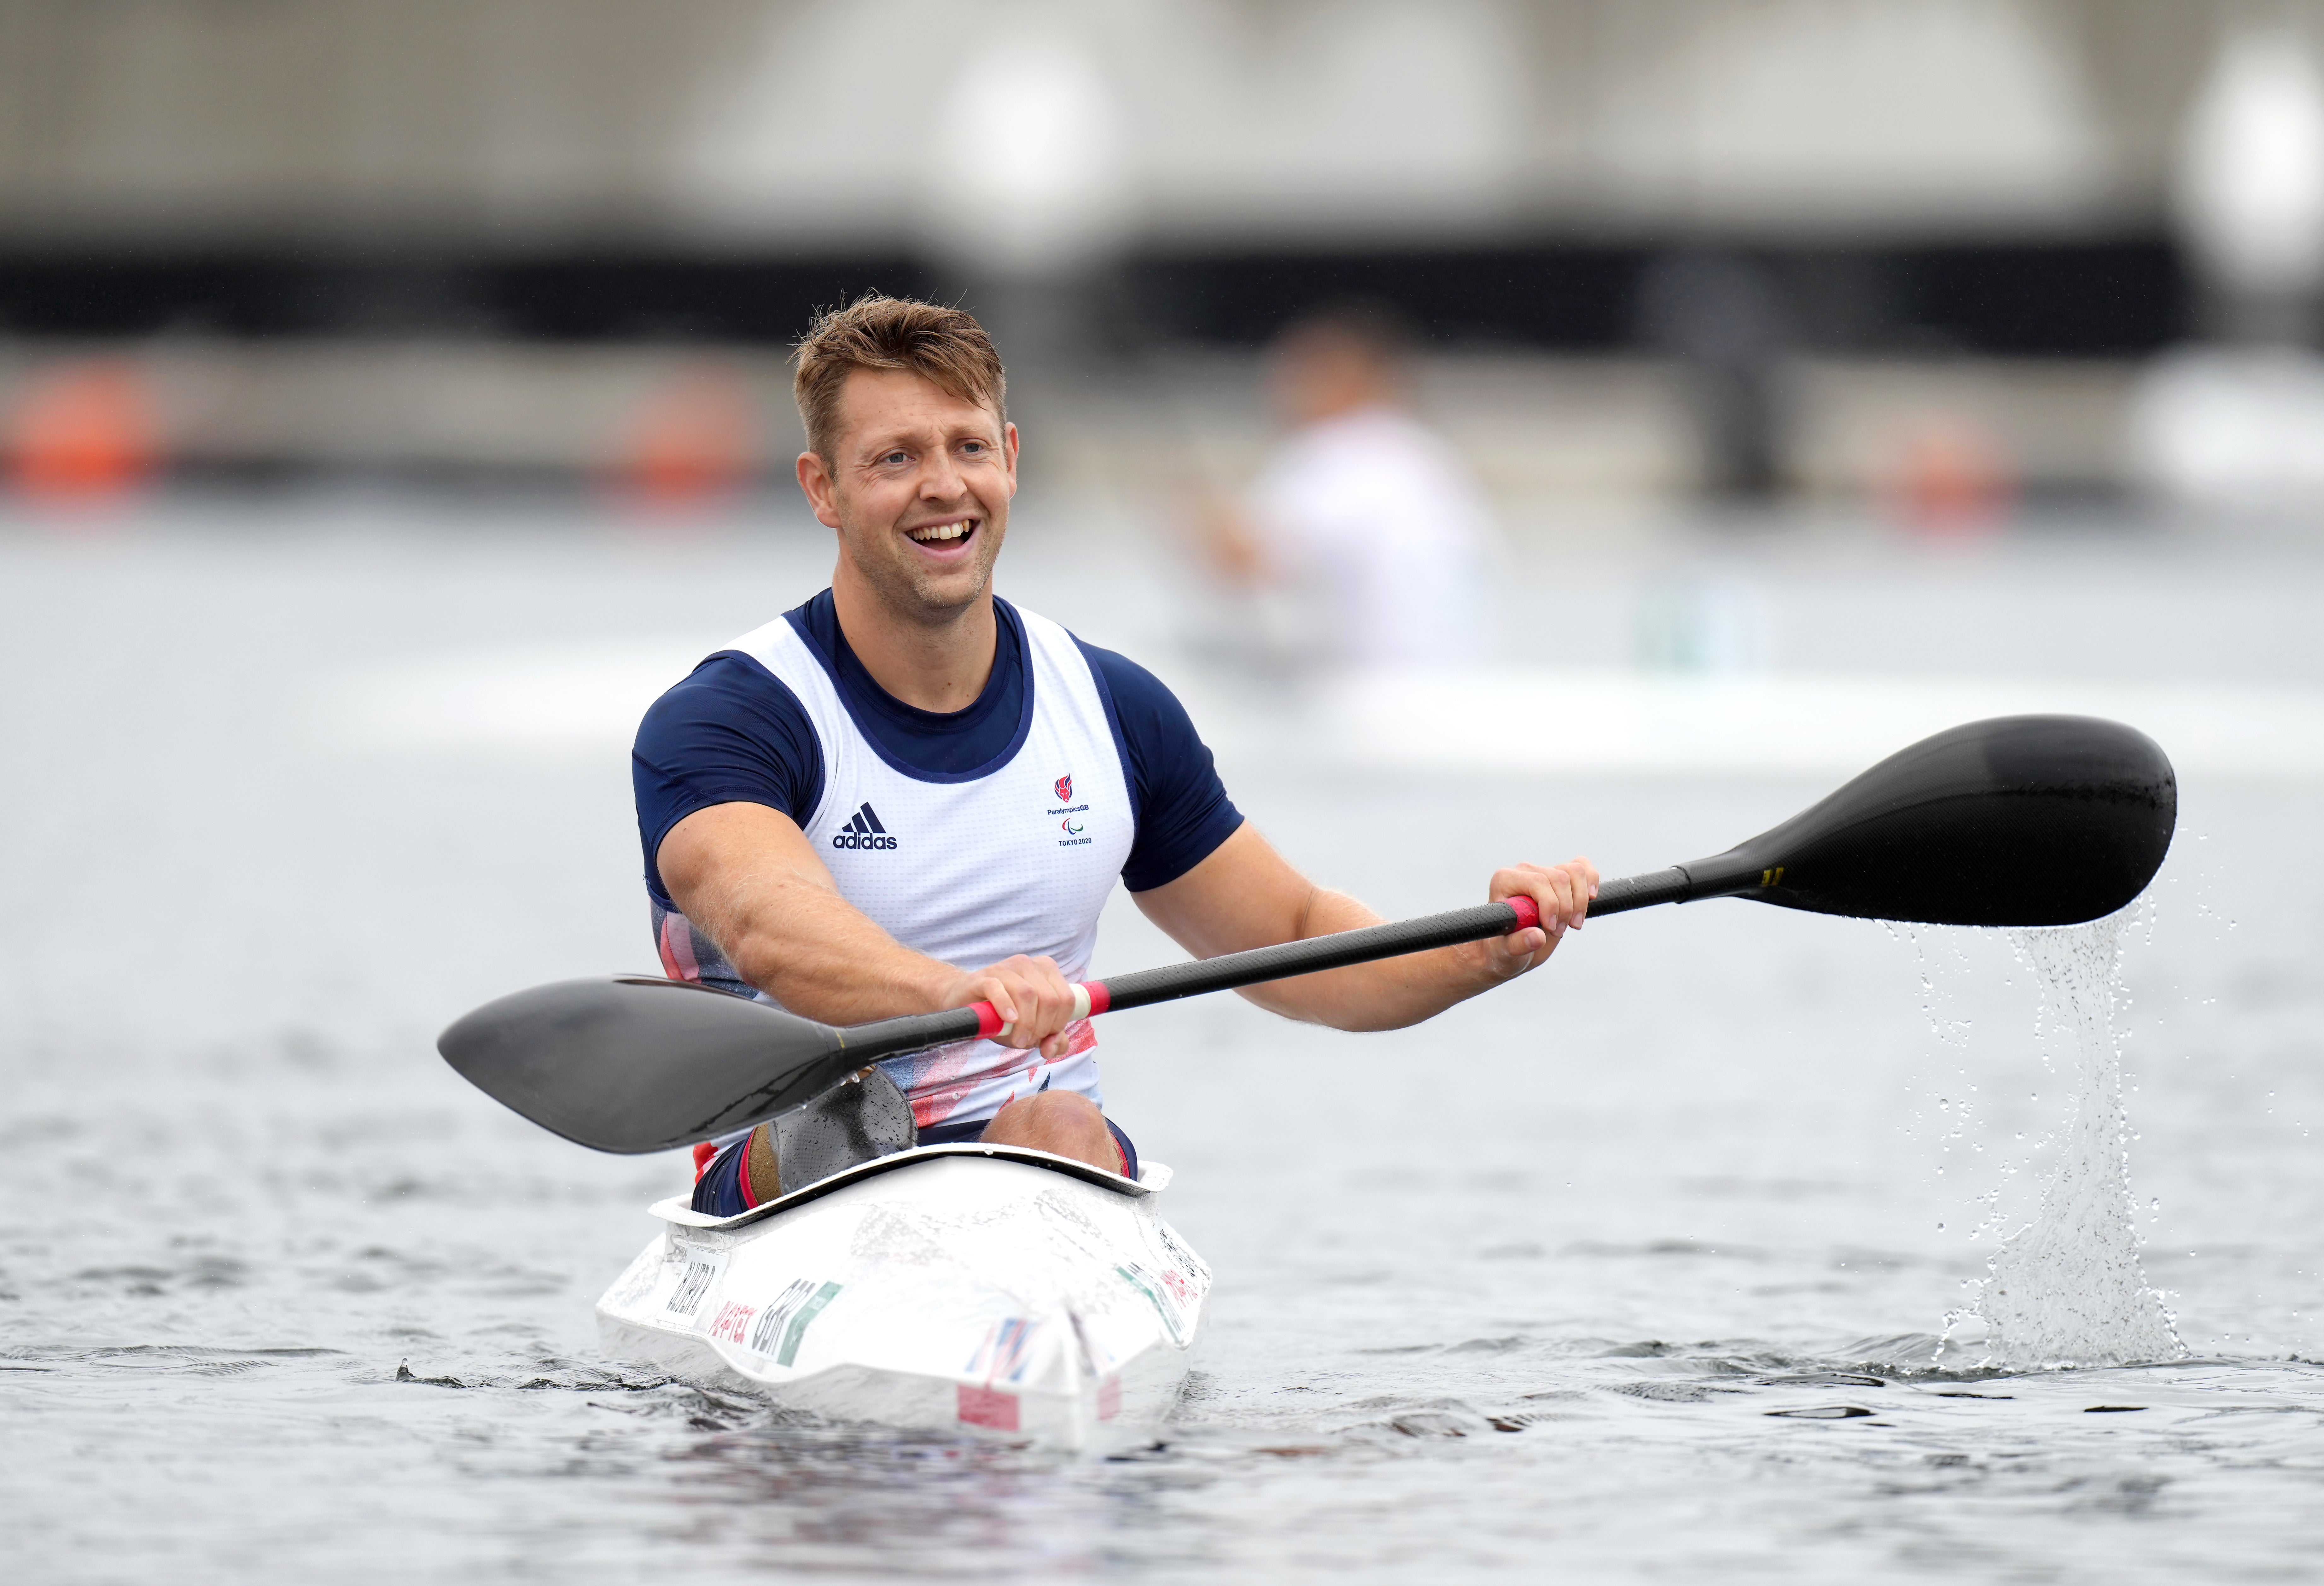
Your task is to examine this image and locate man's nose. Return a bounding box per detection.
[918,451,966,499]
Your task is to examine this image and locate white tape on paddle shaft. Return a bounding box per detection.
[994,984,1090,1041]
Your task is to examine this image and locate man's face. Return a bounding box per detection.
[1268,333,1390,427]
[799,368,1017,624]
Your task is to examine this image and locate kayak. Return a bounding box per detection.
[595,1142,1211,1450]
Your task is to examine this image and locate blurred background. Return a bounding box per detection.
[7,8,2324,1580]
[0,0,2320,525]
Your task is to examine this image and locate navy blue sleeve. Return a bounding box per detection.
[632,652,823,906]
[1075,640,1244,893]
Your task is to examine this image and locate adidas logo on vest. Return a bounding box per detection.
[830,802,898,851]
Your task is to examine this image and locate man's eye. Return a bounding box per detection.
[882,451,909,465]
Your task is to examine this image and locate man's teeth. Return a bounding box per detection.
[908,521,972,543]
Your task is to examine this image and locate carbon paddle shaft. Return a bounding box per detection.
[868,872,1702,1047]
[825,884,1660,1062]
[1087,886,1634,1017]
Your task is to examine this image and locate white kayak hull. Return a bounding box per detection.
[596,1144,1210,1451]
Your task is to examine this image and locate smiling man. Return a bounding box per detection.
[632,295,1596,1215]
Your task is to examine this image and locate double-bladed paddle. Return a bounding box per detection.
[439,713,2175,1155]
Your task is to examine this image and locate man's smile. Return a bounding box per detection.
[904,516,979,550]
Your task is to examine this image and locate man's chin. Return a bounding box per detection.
[840,526,1004,624]
[881,559,998,624]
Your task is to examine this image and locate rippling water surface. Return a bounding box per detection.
[3,500,2321,1582]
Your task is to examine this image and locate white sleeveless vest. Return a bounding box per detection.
[721,603,1135,1130]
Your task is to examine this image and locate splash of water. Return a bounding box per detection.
[1944,912,2184,1368]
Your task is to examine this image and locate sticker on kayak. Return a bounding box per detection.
[966,1317,1041,1385]
[745,1278,843,1367]
[958,1383,1019,1431]
[665,1242,728,1321]
[704,1298,756,1347]
[1115,1261,1191,1345]
[603,1245,661,1312]
[1067,1308,1120,1377]
[1150,1218,1213,1289]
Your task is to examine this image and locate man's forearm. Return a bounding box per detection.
[661,801,1095,1060]
[710,875,955,1026]
[1234,886,1500,1032]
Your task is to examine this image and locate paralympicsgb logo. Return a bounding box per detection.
[831,802,898,851]
[1048,770,1093,848]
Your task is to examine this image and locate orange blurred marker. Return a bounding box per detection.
[1888,418,2013,537]
[5,359,160,503]
[617,366,758,512]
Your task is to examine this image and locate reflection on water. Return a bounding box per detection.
[1,505,2321,1582]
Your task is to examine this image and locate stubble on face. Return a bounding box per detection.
[821,370,1014,631]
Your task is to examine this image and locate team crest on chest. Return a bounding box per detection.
[1046,771,1092,847]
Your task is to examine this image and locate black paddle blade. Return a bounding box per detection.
[1678,715,2175,928]
[437,977,853,1154]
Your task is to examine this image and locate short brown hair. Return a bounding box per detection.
[792,294,1006,461]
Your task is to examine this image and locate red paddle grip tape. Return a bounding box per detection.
[1082,981,1111,1015]
[971,1002,1005,1039]
[1506,896,1541,931]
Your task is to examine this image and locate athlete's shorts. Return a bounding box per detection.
[691,1115,1138,1218]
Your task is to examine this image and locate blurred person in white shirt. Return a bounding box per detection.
[1204,304,1498,671]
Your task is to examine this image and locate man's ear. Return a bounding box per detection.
[796,450,843,529]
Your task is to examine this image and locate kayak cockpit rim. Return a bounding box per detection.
[648,1142,1168,1233]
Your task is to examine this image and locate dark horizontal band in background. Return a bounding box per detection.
[0,238,2189,359]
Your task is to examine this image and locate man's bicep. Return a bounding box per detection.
[633,653,824,901]
[657,801,836,924]
[1130,822,1315,959]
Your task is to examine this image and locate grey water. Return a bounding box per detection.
[4,499,2323,1582]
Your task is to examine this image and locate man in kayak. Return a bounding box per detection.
[634,295,1596,1214]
